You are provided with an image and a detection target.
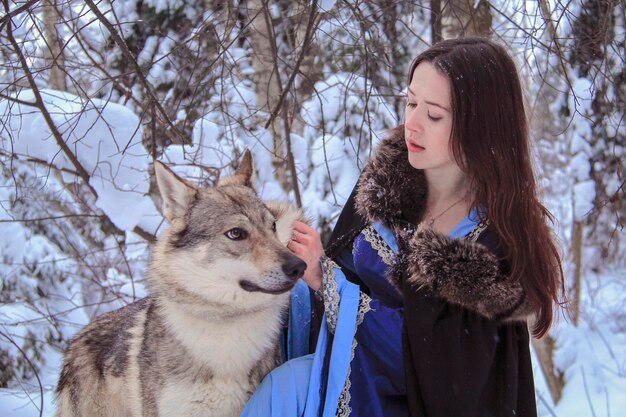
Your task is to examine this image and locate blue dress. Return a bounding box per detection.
[241,215,481,417]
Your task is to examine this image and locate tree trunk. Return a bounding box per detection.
[569,0,625,261]
[289,2,323,138]
[441,0,492,39]
[245,0,288,190]
[571,220,584,325]
[43,0,67,91]
[532,336,565,404]
[431,0,442,43]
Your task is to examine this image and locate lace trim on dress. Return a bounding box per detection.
[465,219,490,242]
[320,257,341,334]
[362,224,395,266]
[336,293,372,417]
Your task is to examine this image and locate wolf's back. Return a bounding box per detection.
[55,297,153,417]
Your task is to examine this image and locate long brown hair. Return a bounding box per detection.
[408,37,565,338]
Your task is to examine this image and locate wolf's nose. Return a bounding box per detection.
[282,257,307,279]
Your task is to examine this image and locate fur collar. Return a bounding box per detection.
[354,126,426,231]
[350,126,531,322]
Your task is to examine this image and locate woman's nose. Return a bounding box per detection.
[405,109,422,133]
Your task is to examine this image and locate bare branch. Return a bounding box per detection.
[0,329,44,417]
[82,0,184,143]
[3,11,157,243]
[4,9,99,196]
[0,0,40,33]
[0,214,102,223]
[0,92,38,107]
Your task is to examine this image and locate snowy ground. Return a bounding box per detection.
[535,268,626,417]
[1,269,625,417]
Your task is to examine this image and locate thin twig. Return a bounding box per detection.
[3,10,157,242]
[0,329,45,417]
[0,214,103,223]
[5,6,99,196]
[0,0,40,32]
[581,366,599,417]
[82,0,184,143]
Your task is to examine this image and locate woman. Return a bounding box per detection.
[242,36,564,417]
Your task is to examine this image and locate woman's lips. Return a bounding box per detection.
[407,141,425,153]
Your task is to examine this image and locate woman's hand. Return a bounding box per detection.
[287,220,324,291]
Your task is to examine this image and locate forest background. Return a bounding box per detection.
[0,0,624,416]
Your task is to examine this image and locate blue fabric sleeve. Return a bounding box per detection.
[287,279,312,360]
[316,261,361,417]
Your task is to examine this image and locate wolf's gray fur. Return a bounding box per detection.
[55,151,306,417]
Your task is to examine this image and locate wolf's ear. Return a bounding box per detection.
[218,150,256,190]
[154,161,197,221]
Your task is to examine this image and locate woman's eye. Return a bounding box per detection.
[406,102,417,108]
[272,222,277,232]
[428,114,442,121]
[225,228,248,240]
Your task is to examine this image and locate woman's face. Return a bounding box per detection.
[404,61,457,173]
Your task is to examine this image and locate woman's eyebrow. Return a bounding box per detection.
[425,100,450,112]
[408,87,450,111]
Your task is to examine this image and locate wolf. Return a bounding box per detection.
[55,151,307,417]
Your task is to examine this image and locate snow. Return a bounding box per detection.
[534,271,626,417]
[569,153,590,182]
[0,389,56,417]
[0,89,160,233]
[319,0,338,12]
[573,180,596,220]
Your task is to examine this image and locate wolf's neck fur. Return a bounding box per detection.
[157,296,284,377]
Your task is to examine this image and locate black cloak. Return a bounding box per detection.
[323,126,538,417]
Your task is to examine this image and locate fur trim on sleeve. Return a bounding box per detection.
[406,228,533,322]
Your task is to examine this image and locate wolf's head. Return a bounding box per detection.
[149,151,306,314]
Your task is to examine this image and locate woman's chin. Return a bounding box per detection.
[407,153,426,170]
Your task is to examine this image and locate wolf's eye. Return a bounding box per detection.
[272,222,277,232]
[225,228,248,241]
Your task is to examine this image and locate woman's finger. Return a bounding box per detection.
[292,229,313,245]
[287,239,305,255]
[293,220,316,235]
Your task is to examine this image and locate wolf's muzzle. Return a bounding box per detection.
[239,256,306,295]
[282,257,306,280]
